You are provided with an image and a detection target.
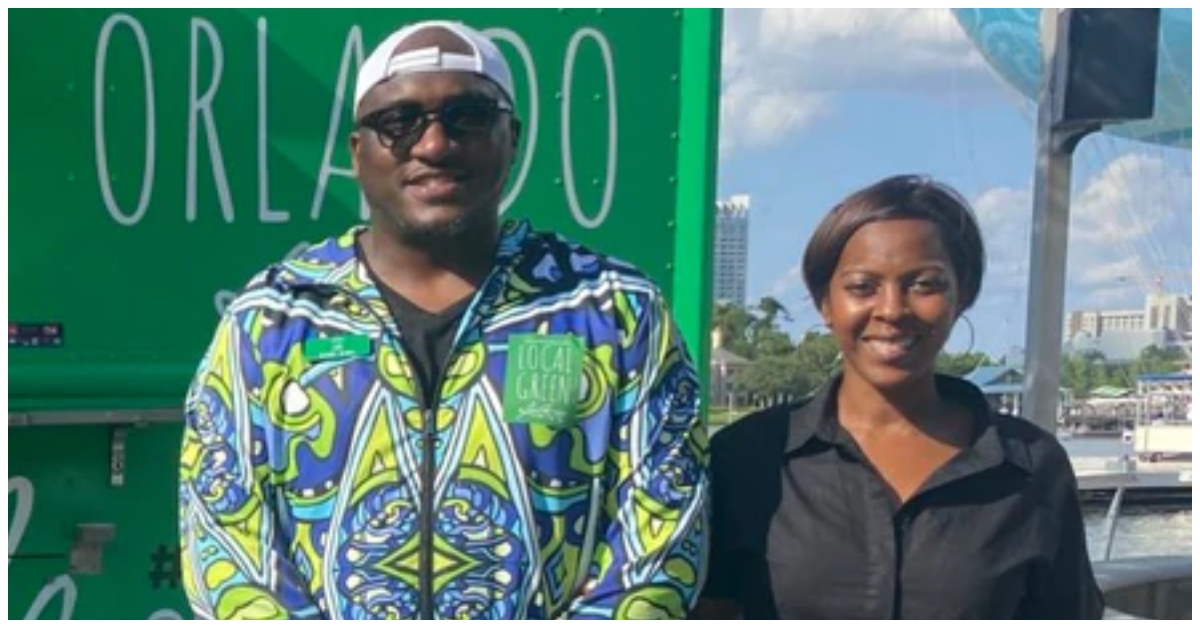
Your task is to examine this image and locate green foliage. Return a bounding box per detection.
[936,351,993,377]
[1060,344,1190,397]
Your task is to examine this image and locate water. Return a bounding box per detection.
[1065,436,1192,560]
[1063,436,1139,459]
[1084,507,1192,560]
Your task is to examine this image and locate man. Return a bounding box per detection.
[178,19,708,620]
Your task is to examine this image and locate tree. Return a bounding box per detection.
[1060,350,1101,397]
[1133,345,1188,377]
[1058,345,1187,398]
[712,299,798,360]
[755,328,796,358]
[754,296,791,328]
[712,301,756,358]
[715,300,818,404]
[1059,350,1136,397]
[794,330,841,384]
[732,355,814,406]
[936,351,994,377]
[746,296,792,358]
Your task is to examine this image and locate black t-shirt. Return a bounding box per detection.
[356,241,473,403]
[378,285,471,404]
[704,373,1104,619]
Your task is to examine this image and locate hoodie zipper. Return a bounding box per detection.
[297,240,508,619]
[299,285,443,618]
[417,407,438,618]
[414,288,500,618]
[416,324,477,618]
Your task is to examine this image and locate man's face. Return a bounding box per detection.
[351,72,517,244]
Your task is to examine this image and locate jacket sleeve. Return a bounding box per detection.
[565,290,711,619]
[179,312,323,619]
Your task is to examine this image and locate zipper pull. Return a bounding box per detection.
[423,410,440,447]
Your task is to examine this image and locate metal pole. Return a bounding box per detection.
[1101,485,1126,560]
[1022,9,1098,433]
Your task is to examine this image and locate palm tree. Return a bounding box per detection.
[754,296,791,328]
[712,301,755,358]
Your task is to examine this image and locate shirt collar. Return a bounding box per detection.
[785,372,1034,474]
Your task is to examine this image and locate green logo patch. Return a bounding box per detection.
[503,333,585,428]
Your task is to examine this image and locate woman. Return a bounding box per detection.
[696,175,1103,619]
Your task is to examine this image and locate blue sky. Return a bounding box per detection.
[716,9,1193,358]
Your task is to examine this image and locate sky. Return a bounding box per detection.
[716,9,1193,359]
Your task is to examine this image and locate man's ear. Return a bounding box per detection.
[349,132,362,177]
[509,118,523,149]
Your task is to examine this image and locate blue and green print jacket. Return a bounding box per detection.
[178,220,709,619]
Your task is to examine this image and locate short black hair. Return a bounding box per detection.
[802,174,986,313]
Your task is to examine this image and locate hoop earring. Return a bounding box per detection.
[960,314,976,355]
[958,314,989,372]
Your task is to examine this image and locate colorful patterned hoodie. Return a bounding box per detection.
[179,220,709,620]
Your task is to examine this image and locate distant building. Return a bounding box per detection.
[1064,292,1191,362]
[713,195,750,305]
[1137,372,1191,423]
[709,326,749,407]
[964,364,1072,419]
[965,365,1027,416]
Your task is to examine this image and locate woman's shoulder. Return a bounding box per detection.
[713,401,806,449]
[938,374,1078,480]
[988,411,1082,498]
[709,401,809,475]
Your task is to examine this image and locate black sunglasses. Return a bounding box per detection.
[356,97,513,150]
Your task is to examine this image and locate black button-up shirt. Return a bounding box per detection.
[704,374,1104,619]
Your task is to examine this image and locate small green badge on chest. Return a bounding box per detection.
[303,334,373,362]
[503,333,585,428]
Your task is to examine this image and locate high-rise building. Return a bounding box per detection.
[713,194,750,305]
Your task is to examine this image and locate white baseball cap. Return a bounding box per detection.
[354,20,515,115]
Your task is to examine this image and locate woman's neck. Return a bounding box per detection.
[836,370,943,433]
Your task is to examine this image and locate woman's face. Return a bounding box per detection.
[820,218,961,393]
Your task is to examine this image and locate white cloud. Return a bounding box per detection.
[1077,257,1147,287]
[1071,153,1190,243]
[969,151,1191,313]
[720,8,996,154]
[1067,152,1192,303]
[972,185,1032,294]
[769,261,808,300]
[1084,285,1144,310]
[756,9,987,89]
[720,81,828,156]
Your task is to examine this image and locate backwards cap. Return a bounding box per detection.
[354,20,515,115]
